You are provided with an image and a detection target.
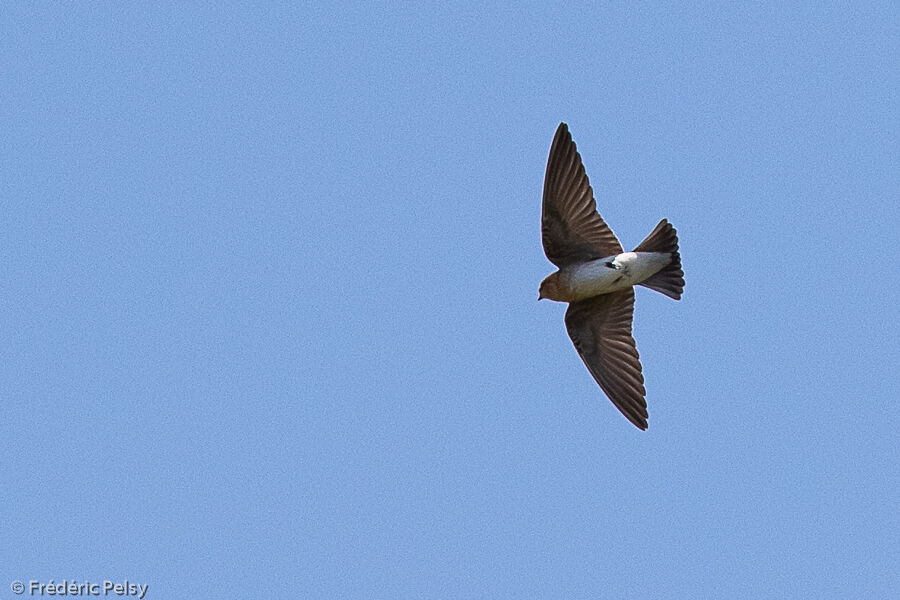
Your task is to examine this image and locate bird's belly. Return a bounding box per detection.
[567,252,670,301]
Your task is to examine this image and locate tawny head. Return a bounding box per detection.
[538,272,565,301]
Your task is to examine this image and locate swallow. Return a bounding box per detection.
[538,123,684,430]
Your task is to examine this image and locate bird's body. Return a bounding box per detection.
[541,251,672,302]
[539,123,684,430]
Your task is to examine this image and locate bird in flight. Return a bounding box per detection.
[539,123,684,430]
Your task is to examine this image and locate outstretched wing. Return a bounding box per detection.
[542,123,623,268]
[564,288,648,430]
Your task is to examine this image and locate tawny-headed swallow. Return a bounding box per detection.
[539,123,684,430]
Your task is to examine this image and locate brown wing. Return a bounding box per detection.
[542,123,623,268]
[564,288,648,430]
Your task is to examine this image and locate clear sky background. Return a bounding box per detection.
[2,3,898,599]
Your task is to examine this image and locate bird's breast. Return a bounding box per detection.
[565,252,670,301]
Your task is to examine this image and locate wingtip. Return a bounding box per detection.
[624,407,649,431]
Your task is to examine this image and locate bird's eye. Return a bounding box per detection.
[605,261,616,269]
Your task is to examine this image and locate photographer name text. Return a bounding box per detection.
[15,580,148,599]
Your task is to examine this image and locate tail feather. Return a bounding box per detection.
[633,219,684,300]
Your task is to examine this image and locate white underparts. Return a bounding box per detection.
[566,252,670,301]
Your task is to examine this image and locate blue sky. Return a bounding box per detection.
[2,2,898,598]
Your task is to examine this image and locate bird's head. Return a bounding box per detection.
[538,272,564,302]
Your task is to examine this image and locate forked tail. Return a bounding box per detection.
[633,219,684,300]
